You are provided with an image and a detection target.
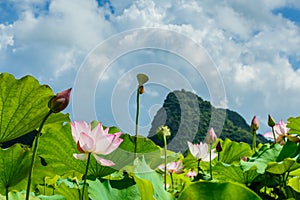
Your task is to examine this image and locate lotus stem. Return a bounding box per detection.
[170,173,174,189]
[163,135,167,190]
[252,131,256,151]
[82,152,91,200]
[6,186,8,200]
[209,144,212,180]
[26,110,52,200]
[134,86,140,159]
[197,159,201,174]
[271,126,276,143]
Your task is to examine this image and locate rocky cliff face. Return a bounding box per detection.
[148,89,267,152]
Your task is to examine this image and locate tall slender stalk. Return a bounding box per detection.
[82,153,92,200]
[163,135,167,190]
[252,131,256,151]
[209,144,212,180]
[6,186,8,200]
[216,141,222,161]
[26,110,52,200]
[271,126,276,143]
[170,173,174,189]
[197,159,200,174]
[134,86,140,160]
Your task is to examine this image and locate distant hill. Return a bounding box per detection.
[148,89,267,152]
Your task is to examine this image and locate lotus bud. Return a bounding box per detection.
[251,116,259,132]
[242,157,248,162]
[206,127,217,145]
[268,114,276,127]
[48,88,72,113]
[216,141,222,152]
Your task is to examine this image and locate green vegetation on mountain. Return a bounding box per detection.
[148,89,267,152]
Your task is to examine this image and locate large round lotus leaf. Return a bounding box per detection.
[88,179,140,200]
[178,181,262,200]
[0,144,32,195]
[287,116,300,135]
[0,73,53,143]
[218,139,252,164]
[241,143,282,174]
[266,158,300,174]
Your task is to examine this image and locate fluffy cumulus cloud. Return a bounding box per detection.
[0,0,114,86]
[1,0,300,134]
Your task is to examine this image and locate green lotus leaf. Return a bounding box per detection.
[0,73,54,143]
[218,139,252,164]
[288,177,300,193]
[16,114,71,190]
[276,140,300,162]
[290,167,300,176]
[37,195,66,200]
[266,158,300,174]
[54,179,86,200]
[42,112,70,133]
[106,133,179,173]
[36,177,87,200]
[132,175,155,200]
[88,179,140,200]
[241,143,282,174]
[0,191,39,200]
[1,190,65,199]
[0,144,32,195]
[133,157,174,200]
[178,181,262,200]
[213,162,259,184]
[287,116,300,135]
[120,134,160,153]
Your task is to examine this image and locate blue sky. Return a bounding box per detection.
[1,0,300,137]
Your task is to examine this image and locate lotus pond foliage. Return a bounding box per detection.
[0,72,299,200]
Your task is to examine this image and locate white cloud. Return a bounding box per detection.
[1,0,114,79]
[263,0,300,10]
[146,88,159,97]
[1,0,300,134]
[0,24,14,50]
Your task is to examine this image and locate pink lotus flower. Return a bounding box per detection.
[187,141,217,161]
[71,121,123,166]
[158,161,184,174]
[263,120,289,144]
[205,127,218,145]
[186,170,197,178]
